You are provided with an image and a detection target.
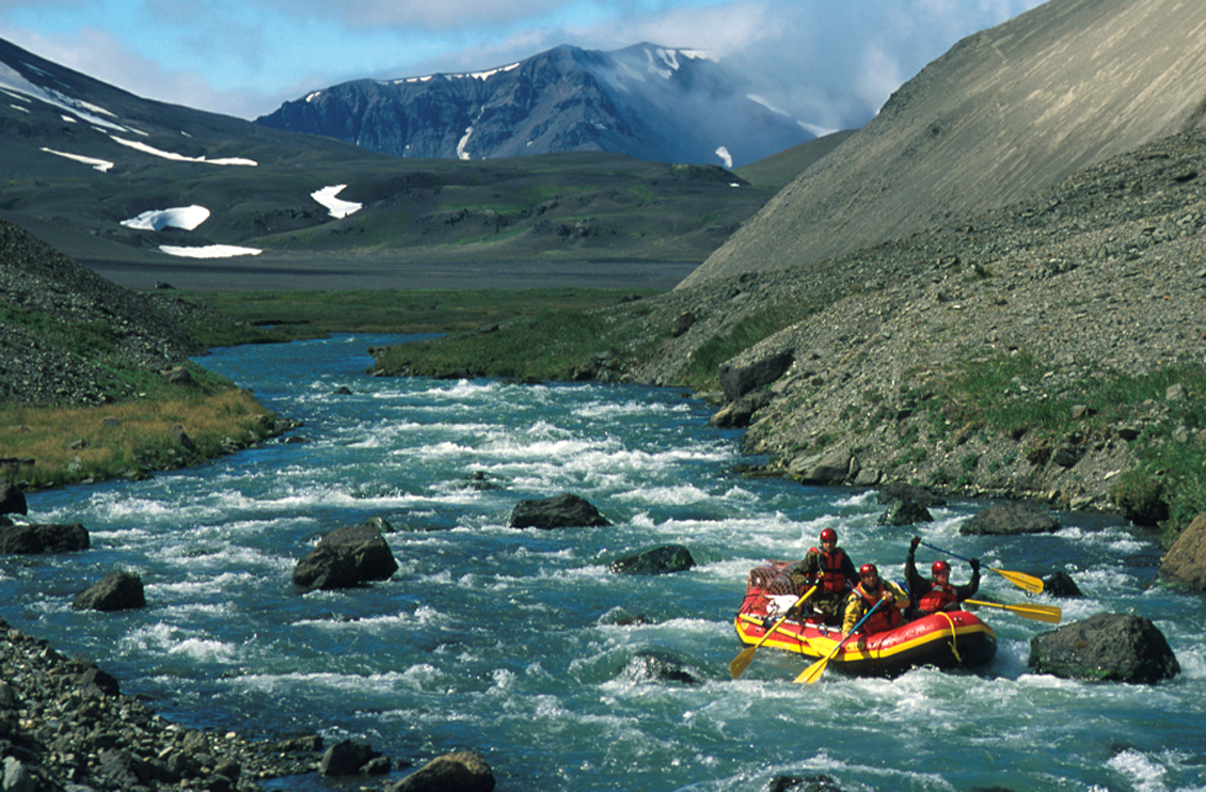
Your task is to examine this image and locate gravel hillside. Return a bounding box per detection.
[611,126,1206,520]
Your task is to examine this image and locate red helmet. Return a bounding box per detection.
[859,563,878,577]
[932,560,951,576]
[820,528,838,543]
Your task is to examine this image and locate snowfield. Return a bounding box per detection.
[159,244,262,259]
[121,205,210,231]
[311,185,362,218]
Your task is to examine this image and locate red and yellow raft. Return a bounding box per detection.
[736,562,997,677]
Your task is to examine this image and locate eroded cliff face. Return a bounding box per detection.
[681,0,1206,290]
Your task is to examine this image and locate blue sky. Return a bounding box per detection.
[0,0,1044,127]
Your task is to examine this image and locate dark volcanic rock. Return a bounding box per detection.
[0,479,27,515]
[509,492,610,529]
[1028,612,1180,684]
[73,570,147,611]
[1043,571,1084,598]
[319,739,384,776]
[609,544,696,575]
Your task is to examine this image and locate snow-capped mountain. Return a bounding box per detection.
[256,43,812,168]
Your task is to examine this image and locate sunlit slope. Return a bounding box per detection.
[682,0,1206,288]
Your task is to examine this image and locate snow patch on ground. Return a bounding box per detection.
[40,147,114,172]
[110,136,257,166]
[159,244,262,259]
[121,205,210,231]
[310,185,362,219]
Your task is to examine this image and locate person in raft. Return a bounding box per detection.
[785,528,858,623]
[904,536,980,617]
[841,563,911,640]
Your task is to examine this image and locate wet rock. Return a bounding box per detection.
[609,544,695,575]
[293,522,399,591]
[0,479,27,515]
[960,501,1059,535]
[621,651,700,685]
[877,482,946,508]
[766,775,845,792]
[1028,612,1180,684]
[1044,571,1084,597]
[509,493,610,529]
[1159,512,1206,590]
[73,570,146,611]
[319,739,383,776]
[386,750,495,792]
[878,498,934,526]
[0,522,90,554]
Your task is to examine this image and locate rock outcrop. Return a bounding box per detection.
[1159,512,1206,590]
[960,502,1060,536]
[1028,612,1180,684]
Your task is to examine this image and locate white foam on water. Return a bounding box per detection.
[121,622,237,662]
[1107,749,1169,792]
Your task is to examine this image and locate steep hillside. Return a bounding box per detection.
[256,43,811,168]
[682,0,1206,288]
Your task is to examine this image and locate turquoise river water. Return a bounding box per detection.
[3,334,1204,791]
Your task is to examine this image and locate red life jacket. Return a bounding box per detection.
[918,582,958,614]
[854,583,902,633]
[810,547,848,594]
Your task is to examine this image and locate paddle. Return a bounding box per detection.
[793,598,884,685]
[730,584,819,679]
[917,540,1044,594]
[964,598,1062,623]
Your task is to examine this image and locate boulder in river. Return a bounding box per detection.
[293,522,399,591]
[508,493,610,529]
[73,570,147,612]
[1028,612,1180,684]
[0,479,28,516]
[609,544,695,575]
[386,750,495,792]
[0,522,90,554]
[960,501,1060,535]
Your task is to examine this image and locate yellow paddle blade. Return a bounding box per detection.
[990,566,1045,594]
[965,599,1062,623]
[729,646,757,679]
[794,655,830,685]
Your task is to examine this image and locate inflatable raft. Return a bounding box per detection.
[736,562,997,677]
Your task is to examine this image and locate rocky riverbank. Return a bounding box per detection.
[597,126,1206,534]
[0,615,326,792]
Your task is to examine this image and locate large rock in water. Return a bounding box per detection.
[73,571,146,612]
[293,522,399,591]
[0,522,90,553]
[960,501,1059,535]
[386,751,495,792]
[609,544,695,575]
[508,493,610,529]
[0,480,27,516]
[1028,613,1180,684]
[1159,512,1206,590]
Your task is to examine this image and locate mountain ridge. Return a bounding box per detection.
[255,42,812,168]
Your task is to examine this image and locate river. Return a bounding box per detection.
[4,334,1204,791]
